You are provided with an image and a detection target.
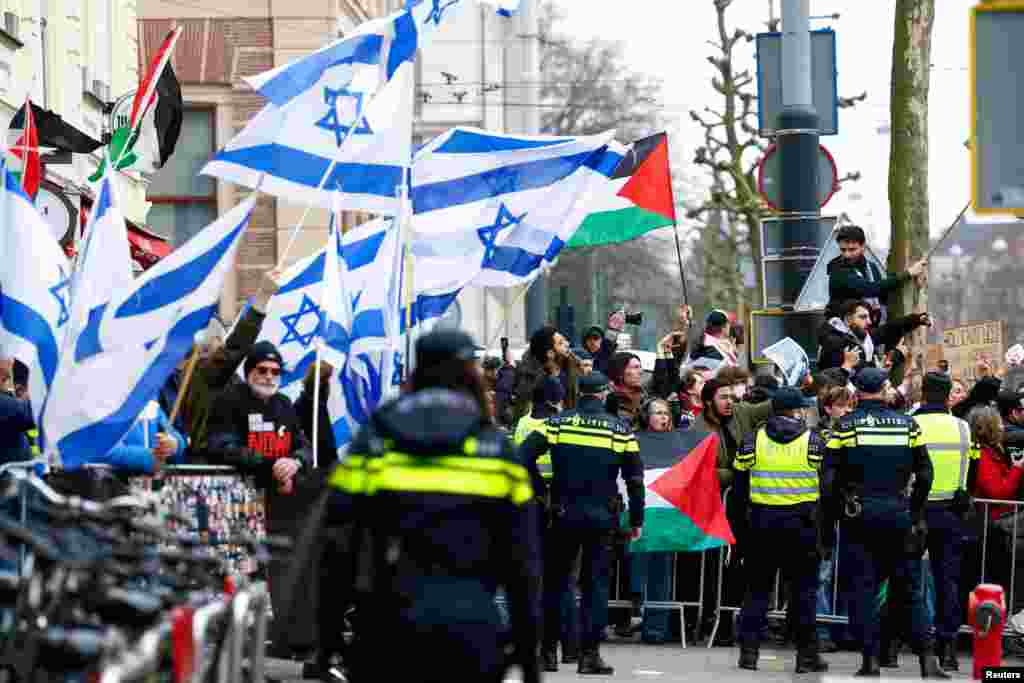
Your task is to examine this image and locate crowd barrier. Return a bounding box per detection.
[12,460,1024,651]
[706,490,1024,648]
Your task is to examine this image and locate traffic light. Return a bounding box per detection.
[970,3,1024,214]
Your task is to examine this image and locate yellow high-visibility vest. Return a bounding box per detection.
[914,412,977,501]
[515,415,552,479]
[748,430,819,506]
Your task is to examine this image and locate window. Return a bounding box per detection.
[146,108,217,246]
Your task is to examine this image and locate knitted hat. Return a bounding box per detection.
[244,341,284,377]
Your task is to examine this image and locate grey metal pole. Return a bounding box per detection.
[517,0,548,335]
[778,0,820,256]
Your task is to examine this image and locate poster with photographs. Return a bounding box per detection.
[131,469,266,577]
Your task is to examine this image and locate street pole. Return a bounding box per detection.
[778,0,820,274]
[519,0,548,335]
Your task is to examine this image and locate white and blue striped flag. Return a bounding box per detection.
[201,6,417,214]
[405,128,621,315]
[256,216,402,454]
[65,166,134,365]
[0,162,71,425]
[39,198,256,468]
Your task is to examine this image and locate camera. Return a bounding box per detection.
[612,312,643,326]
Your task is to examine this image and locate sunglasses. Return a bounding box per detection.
[253,365,281,377]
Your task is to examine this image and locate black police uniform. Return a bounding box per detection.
[316,331,542,683]
[519,371,645,676]
[821,368,935,677]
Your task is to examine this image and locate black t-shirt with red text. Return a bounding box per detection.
[207,380,311,481]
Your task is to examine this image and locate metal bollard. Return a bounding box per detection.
[968,583,1006,679]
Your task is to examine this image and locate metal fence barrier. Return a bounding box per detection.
[708,492,1024,647]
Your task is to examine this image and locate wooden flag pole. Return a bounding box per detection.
[168,348,200,427]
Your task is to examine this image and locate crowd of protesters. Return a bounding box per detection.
[4,221,1024,673]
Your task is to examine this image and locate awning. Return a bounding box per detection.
[127,224,172,270]
[76,201,172,271]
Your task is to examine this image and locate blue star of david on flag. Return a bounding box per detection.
[427,0,459,25]
[280,294,325,348]
[315,86,373,147]
[477,203,526,267]
[391,351,404,387]
[49,265,71,328]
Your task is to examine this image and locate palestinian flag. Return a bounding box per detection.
[6,96,41,199]
[621,430,734,553]
[91,27,183,180]
[9,102,103,154]
[566,132,676,249]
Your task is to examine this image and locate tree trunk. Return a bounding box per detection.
[888,0,935,373]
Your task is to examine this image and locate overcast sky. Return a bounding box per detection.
[552,0,979,251]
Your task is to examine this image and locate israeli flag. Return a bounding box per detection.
[320,212,400,453]
[0,162,70,424]
[202,6,417,214]
[65,167,134,364]
[257,217,400,400]
[408,128,621,295]
[39,198,256,468]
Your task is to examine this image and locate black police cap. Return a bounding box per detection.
[415,329,478,366]
[852,367,889,393]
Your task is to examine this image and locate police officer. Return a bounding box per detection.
[733,387,828,674]
[319,329,542,683]
[821,367,937,677]
[912,372,977,673]
[519,371,645,676]
[512,377,580,663]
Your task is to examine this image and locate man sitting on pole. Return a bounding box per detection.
[826,225,927,323]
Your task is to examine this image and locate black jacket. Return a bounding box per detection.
[519,396,645,529]
[295,385,337,463]
[826,255,909,318]
[952,375,1002,420]
[206,382,311,530]
[581,326,618,376]
[820,399,933,529]
[324,389,541,680]
[816,313,928,374]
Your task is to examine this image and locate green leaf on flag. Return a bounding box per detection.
[88,127,139,181]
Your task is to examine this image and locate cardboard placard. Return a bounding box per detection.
[940,320,1006,386]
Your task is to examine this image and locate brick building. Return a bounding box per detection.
[139,0,538,345]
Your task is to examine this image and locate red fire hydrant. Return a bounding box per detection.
[968,583,1006,679]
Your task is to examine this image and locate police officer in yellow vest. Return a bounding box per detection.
[733,387,829,674]
[514,377,565,483]
[912,372,978,672]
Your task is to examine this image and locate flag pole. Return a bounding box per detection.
[400,167,413,383]
[311,342,322,469]
[671,221,689,306]
[168,347,200,426]
[312,196,341,469]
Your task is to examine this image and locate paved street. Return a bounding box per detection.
[266,643,987,682]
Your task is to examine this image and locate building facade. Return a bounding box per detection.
[138,0,538,347]
[0,0,151,247]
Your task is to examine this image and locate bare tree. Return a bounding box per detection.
[539,1,693,347]
[888,0,935,372]
[538,2,662,140]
